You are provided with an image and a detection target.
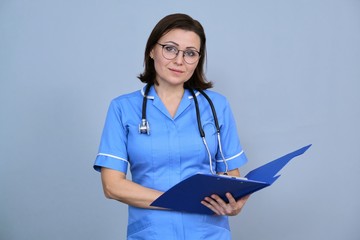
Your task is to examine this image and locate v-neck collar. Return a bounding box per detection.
[140,85,200,120]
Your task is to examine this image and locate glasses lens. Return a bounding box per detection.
[183,50,200,64]
[162,45,178,60]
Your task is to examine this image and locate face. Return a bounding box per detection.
[150,29,201,88]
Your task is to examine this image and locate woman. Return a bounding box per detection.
[94,13,250,239]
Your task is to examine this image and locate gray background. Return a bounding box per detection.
[1,0,359,239]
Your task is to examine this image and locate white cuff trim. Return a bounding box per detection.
[216,150,244,162]
[97,153,128,163]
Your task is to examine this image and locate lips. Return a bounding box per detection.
[169,68,184,73]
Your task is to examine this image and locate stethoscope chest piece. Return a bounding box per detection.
[138,84,152,135]
[139,119,150,135]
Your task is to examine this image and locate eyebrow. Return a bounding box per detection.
[163,41,199,51]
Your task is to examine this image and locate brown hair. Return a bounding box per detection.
[137,13,213,90]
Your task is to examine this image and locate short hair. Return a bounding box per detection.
[137,13,213,90]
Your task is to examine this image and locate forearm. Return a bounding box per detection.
[101,168,163,209]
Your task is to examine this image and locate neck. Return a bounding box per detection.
[154,84,184,100]
[154,84,185,118]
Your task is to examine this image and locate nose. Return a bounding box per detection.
[174,51,185,64]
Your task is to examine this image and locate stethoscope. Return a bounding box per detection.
[139,84,229,175]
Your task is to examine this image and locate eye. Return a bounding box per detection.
[164,45,178,53]
[184,50,198,58]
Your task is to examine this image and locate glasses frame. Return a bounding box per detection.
[157,43,201,64]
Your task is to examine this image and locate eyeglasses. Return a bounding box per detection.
[157,43,201,64]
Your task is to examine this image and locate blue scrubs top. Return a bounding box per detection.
[94,85,248,240]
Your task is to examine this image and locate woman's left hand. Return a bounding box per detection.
[201,193,250,216]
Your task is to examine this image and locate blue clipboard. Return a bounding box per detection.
[150,144,312,214]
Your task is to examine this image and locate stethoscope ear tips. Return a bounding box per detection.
[139,119,150,135]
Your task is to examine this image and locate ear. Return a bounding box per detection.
[150,49,154,59]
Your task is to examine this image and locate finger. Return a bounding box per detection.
[225,192,237,205]
[201,199,221,215]
[214,194,236,215]
[209,194,234,216]
[211,194,227,208]
[225,193,239,212]
[209,196,227,215]
[220,196,237,215]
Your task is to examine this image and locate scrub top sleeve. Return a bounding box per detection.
[93,100,129,173]
[216,99,248,173]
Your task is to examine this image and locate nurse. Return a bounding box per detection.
[94,13,250,239]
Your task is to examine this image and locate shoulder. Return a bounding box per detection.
[104,88,143,116]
